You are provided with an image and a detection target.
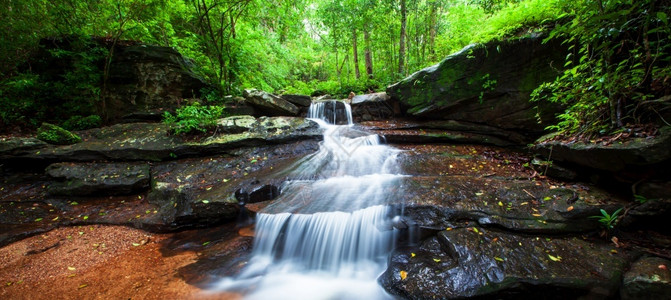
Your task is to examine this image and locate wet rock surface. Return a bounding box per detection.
[0,139,319,246]
[380,228,628,299]
[360,119,528,146]
[2,117,671,300]
[46,162,150,196]
[621,256,671,300]
[0,116,321,163]
[533,126,671,172]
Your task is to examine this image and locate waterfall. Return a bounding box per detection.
[214,100,403,299]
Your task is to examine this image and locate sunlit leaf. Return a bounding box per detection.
[399,270,407,280]
[548,254,562,262]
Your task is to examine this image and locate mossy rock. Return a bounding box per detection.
[36,123,82,145]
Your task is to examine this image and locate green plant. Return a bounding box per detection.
[532,0,671,137]
[61,115,102,131]
[633,195,651,204]
[589,208,624,230]
[163,102,225,135]
[36,123,82,145]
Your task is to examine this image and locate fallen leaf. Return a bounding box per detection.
[411,252,416,258]
[433,258,441,262]
[532,213,542,217]
[202,200,210,204]
[78,284,88,289]
[472,227,479,233]
[659,265,667,270]
[494,257,504,262]
[498,201,503,207]
[567,206,574,212]
[132,243,140,247]
[446,227,453,231]
[400,270,408,280]
[68,267,76,271]
[548,254,562,262]
[520,202,528,206]
[202,241,210,246]
[492,237,499,243]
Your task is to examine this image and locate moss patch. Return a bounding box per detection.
[36,123,82,145]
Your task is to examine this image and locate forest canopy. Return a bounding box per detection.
[1,0,571,95]
[1,0,669,138]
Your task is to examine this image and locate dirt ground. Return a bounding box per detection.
[0,225,241,300]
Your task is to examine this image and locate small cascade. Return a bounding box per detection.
[307,100,353,125]
[214,100,403,299]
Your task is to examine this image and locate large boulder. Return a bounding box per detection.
[380,228,628,299]
[105,44,209,121]
[351,92,399,122]
[279,94,312,107]
[243,89,300,116]
[387,34,565,136]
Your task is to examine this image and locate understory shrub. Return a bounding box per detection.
[163,102,225,135]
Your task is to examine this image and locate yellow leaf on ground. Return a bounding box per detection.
[400,270,408,280]
[548,254,562,262]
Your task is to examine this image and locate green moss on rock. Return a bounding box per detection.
[36,123,82,145]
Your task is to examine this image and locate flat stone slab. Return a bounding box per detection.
[533,126,671,172]
[0,116,321,163]
[380,228,628,299]
[395,175,623,234]
[46,162,150,196]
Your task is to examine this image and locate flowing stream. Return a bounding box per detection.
[214,100,404,299]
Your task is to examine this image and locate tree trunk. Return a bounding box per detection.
[428,0,437,59]
[364,28,373,79]
[352,27,360,79]
[398,0,407,76]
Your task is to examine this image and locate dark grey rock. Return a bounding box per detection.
[387,34,565,136]
[621,256,671,300]
[380,228,628,299]
[351,92,398,121]
[46,162,150,196]
[243,89,300,116]
[533,126,671,172]
[280,94,312,107]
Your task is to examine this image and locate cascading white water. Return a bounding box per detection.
[214,100,403,299]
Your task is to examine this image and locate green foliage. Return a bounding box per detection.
[0,35,106,130]
[589,208,623,230]
[0,0,582,117]
[36,123,82,145]
[532,0,671,137]
[61,115,102,131]
[163,102,225,135]
[633,194,653,204]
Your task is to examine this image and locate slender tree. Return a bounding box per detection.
[398,0,407,76]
